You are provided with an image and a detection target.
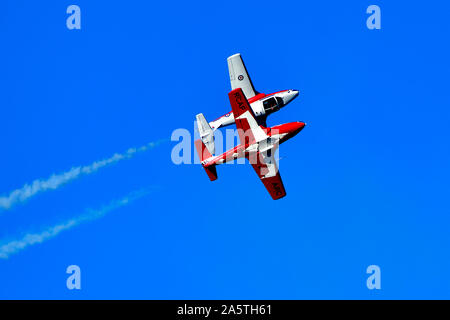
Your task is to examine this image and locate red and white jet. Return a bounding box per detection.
[195,88,306,200]
[196,53,299,154]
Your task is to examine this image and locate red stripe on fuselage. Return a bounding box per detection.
[210,90,289,123]
[204,121,305,167]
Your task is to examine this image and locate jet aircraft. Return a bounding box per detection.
[196,53,299,155]
[195,88,305,200]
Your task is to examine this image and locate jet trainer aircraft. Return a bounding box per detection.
[196,53,299,154]
[195,88,306,200]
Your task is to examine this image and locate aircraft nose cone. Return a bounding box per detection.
[283,90,300,105]
[293,121,306,134]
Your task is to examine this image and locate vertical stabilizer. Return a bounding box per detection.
[196,113,215,155]
[194,139,218,181]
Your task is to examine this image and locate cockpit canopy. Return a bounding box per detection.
[263,97,284,113]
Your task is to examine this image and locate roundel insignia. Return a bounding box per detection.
[238,75,244,81]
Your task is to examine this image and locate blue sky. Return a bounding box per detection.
[0,0,449,299]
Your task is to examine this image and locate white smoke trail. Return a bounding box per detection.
[0,190,150,259]
[0,140,165,210]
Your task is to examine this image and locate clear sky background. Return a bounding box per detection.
[0,1,449,299]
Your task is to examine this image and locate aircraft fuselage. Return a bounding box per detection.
[202,121,305,167]
[209,90,299,130]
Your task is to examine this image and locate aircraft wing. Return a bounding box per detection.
[228,88,286,200]
[227,53,257,99]
[228,88,268,145]
[249,149,286,200]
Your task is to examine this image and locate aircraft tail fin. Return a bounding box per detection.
[194,139,218,181]
[196,113,215,155]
